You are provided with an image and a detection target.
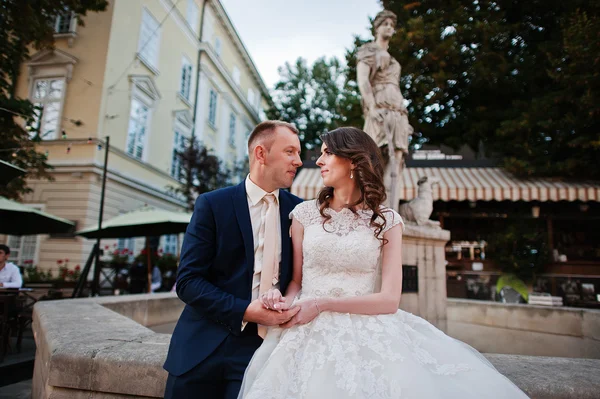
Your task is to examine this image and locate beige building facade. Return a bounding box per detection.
[3,0,270,272]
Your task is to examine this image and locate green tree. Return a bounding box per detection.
[487,219,549,283]
[268,57,358,157]
[170,138,243,210]
[343,0,599,178]
[0,0,108,199]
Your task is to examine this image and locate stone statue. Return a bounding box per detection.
[357,10,414,210]
[398,176,441,228]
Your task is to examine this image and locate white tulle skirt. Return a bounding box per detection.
[238,309,529,398]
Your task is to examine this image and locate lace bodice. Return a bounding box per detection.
[240,201,528,399]
[290,200,404,300]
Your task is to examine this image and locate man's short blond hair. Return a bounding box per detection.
[247,120,299,158]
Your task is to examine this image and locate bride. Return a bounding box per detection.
[238,127,528,398]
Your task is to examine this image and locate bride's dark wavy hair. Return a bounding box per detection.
[317,127,389,244]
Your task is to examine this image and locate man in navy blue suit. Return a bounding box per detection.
[164,120,304,398]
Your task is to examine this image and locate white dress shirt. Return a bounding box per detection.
[0,262,23,288]
[242,176,282,330]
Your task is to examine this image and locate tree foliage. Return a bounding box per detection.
[170,138,246,211]
[487,219,549,282]
[267,57,356,158]
[341,0,600,178]
[0,0,108,199]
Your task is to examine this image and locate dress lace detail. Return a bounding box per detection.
[240,200,529,398]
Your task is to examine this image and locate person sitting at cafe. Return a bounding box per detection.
[0,244,23,288]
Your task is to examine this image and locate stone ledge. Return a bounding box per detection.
[448,298,600,338]
[33,293,600,398]
[488,354,600,399]
[403,224,451,241]
[34,295,182,398]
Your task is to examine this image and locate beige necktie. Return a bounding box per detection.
[258,193,279,337]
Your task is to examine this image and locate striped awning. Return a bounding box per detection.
[291,167,600,202]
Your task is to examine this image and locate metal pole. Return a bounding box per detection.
[146,238,152,293]
[92,136,110,295]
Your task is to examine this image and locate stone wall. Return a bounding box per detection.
[393,225,450,331]
[32,293,600,398]
[447,298,600,358]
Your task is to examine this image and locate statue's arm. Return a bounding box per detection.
[357,61,376,113]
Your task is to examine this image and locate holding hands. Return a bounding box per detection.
[244,292,299,327]
[260,288,290,312]
[280,298,320,329]
[250,289,323,329]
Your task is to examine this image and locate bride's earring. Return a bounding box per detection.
[350,170,354,179]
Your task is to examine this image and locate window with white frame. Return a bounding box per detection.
[54,13,75,34]
[228,113,236,147]
[137,9,161,70]
[254,90,261,110]
[126,76,160,161]
[232,66,240,86]
[180,56,193,101]
[214,36,222,56]
[208,89,218,126]
[247,88,255,109]
[30,78,66,140]
[117,238,136,262]
[7,235,39,267]
[171,130,187,180]
[126,98,150,160]
[186,0,199,34]
[7,205,42,266]
[161,234,178,256]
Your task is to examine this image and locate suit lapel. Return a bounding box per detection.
[278,192,292,285]
[233,182,255,279]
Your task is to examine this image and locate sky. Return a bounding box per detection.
[220,0,383,89]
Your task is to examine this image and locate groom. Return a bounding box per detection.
[163,120,303,398]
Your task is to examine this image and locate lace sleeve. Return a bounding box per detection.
[289,200,319,227]
[381,208,404,234]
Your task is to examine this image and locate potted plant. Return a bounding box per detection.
[487,219,550,302]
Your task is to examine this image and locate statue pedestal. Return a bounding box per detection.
[398,225,450,332]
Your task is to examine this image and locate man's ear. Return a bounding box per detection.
[254,144,267,165]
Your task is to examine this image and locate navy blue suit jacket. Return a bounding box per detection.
[163,182,303,376]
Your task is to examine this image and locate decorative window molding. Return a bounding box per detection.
[27,49,78,83]
[129,75,162,102]
[26,49,79,139]
[173,109,193,130]
[126,76,161,161]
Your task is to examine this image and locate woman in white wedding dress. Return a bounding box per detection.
[238,127,529,398]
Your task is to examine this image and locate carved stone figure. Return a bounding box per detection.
[398,176,441,228]
[357,10,414,210]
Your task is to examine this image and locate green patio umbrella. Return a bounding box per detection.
[0,196,75,235]
[0,160,26,186]
[76,206,192,239]
[76,206,192,293]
